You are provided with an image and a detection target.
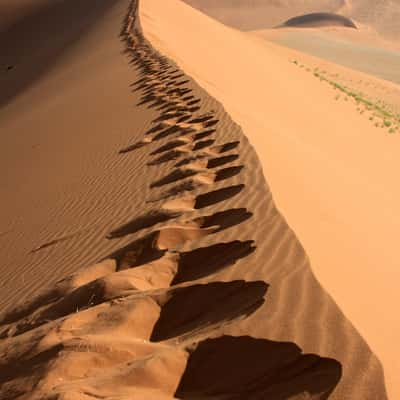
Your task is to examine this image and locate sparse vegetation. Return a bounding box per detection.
[291,59,400,133]
[384,120,392,127]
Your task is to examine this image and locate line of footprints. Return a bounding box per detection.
[0,2,342,399]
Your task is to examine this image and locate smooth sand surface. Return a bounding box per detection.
[140,0,400,397]
[0,0,153,309]
[0,0,392,398]
[255,27,400,85]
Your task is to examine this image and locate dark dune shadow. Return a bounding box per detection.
[148,150,185,166]
[151,280,268,342]
[207,154,239,169]
[176,336,342,399]
[172,240,255,285]
[0,0,119,109]
[150,169,199,188]
[107,210,182,239]
[215,165,244,182]
[194,184,245,209]
[109,231,167,270]
[151,139,187,155]
[280,12,357,29]
[195,208,253,233]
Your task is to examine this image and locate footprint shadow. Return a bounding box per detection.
[176,335,342,399]
[172,240,256,285]
[151,280,268,342]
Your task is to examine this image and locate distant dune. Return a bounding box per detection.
[279,12,357,29]
[182,0,400,41]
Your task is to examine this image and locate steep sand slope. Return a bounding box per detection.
[140,0,400,397]
[0,0,387,398]
[0,0,155,310]
[0,0,51,32]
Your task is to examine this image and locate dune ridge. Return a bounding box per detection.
[279,12,357,29]
[0,0,389,399]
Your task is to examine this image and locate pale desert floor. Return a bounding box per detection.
[255,27,400,85]
[0,0,396,399]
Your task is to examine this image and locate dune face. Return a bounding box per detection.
[0,0,392,399]
[0,1,347,397]
[0,0,51,32]
[280,12,357,28]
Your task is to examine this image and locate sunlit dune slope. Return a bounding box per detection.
[279,12,357,28]
[0,0,157,308]
[141,0,400,397]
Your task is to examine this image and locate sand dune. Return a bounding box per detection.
[279,12,357,29]
[0,0,392,399]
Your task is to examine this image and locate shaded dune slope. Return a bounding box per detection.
[0,0,388,399]
[279,12,357,29]
[0,0,120,109]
